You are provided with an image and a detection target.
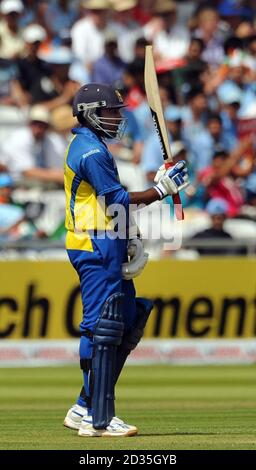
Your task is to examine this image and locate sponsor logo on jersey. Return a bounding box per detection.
[82,149,101,158]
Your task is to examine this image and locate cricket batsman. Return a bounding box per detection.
[63,83,189,437]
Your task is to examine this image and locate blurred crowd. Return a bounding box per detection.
[0,0,255,256]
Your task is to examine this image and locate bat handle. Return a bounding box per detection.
[165,162,184,220]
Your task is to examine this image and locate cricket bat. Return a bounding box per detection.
[144,45,184,220]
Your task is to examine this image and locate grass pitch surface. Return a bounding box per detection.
[0,365,256,450]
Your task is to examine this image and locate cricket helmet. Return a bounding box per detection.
[72,83,127,139]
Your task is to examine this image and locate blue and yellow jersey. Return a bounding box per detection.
[64,127,129,251]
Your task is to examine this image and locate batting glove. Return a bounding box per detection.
[154,160,189,199]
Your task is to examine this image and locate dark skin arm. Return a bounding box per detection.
[129,188,161,205]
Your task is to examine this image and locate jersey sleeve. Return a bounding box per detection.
[79,146,122,196]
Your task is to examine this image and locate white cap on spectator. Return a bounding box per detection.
[0,0,24,14]
[164,105,182,122]
[239,101,256,119]
[82,0,111,9]
[29,105,50,124]
[112,0,137,12]
[23,24,47,44]
[217,82,242,105]
[170,141,186,158]
[50,105,77,132]
[220,88,241,104]
[38,46,73,65]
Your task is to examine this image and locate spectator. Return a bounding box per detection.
[71,0,111,73]
[190,112,232,172]
[134,83,176,141]
[219,89,241,150]
[191,197,234,255]
[235,21,255,41]
[185,37,205,63]
[176,0,195,26]
[224,35,244,56]
[0,172,25,240]
[0,0,25,59]
[165,141,203,211]
[122,60,145,109]
[182,86,207,152]
[0,105,64,184]
[0,172,43,241]
[198,149,244,217]
[132,0,153,26]
[110,0,141,63]
[18,0,38,28]
[38,0,78,42]
[218,0,252,32]
[217,50,256,115]
[91,31,125,85]
[172,37,207,102]
[49,104,77,168]
[0,57,27,107]
[247,34,256,60]
[144,0,190,61]
[16,23,50,105]
[193,4,226,67]
[133,36,150,61]
[34,46,80,110]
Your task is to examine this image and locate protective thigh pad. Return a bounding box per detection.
[115,297,153,382]
[92,292,124,429]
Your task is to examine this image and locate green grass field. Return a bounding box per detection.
[0,365,256,450]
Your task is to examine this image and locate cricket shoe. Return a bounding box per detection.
[78,416,138,437]
[64,404,88,430]
[64,405,137,435]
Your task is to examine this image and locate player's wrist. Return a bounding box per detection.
[154,178,178,199]
[154,184,167,199]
